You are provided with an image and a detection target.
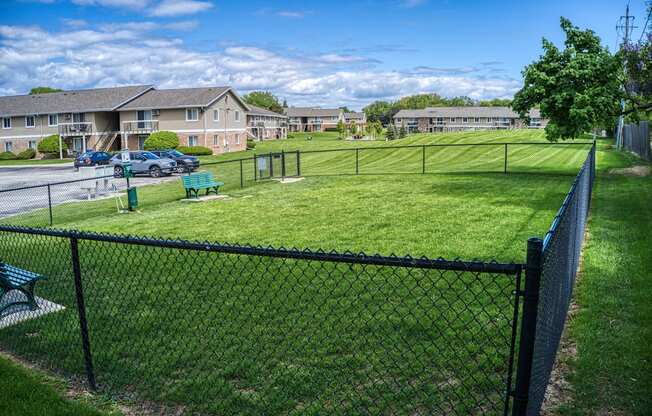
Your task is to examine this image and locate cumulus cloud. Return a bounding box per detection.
[71,0,213,16]
[0,24,520,108]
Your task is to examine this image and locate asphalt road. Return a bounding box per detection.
[0,165,177,221]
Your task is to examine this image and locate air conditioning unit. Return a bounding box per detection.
[151,109,160,117]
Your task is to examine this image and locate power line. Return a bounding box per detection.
[639,1,652,42]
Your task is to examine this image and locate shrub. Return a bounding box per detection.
[143,131,179,150]
[16,148,36,160]
[37,134,66,155]
[247,139,257,150]
[177,146,212,156]
[0,151,17,160]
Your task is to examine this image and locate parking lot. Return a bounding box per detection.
[0,164,178,219]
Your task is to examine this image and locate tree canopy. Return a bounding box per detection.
[29,87,63,95]
[242,91,283,114]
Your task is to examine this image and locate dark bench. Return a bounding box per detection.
[181,171,225,199]
[0,263,47,316]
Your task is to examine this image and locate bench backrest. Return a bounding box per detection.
[0,263,44,286]
[182,171,215,188]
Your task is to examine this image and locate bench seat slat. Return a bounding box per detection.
[0,264,45,288]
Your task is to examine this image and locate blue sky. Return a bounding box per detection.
[1,0,649,109]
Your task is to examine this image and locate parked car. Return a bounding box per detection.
[149,149,200,173]
[74,151,112,169]
[110,151,177,178]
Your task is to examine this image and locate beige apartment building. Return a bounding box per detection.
[247,105,288,140]
[0,85,255,157]
[393,107,546,133]
[344,112,367,129]
[286,107,344,132]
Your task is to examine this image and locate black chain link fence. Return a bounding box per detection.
[0,142,596,415]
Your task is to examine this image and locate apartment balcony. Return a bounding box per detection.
[58,122,93,137]
[122,120,159,133]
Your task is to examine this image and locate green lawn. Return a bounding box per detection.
[0,130,604,415]
[555,150,652,415]
[0,158,72,166]
[0,355,120,416]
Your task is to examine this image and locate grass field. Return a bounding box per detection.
[0,130,601,415]
[0,158,73,166]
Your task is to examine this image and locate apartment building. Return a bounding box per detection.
[117,86,249,154]
[286,107,344,132]
[0,85,251,156]
[344,112,367,130]
[393,107,546,133]
[247,105,288,141]
[0,85,152,156]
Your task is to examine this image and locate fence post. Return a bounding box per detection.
[422,145,426,174]
[281,150,286,179]
[47,184,53,226]
[355,148,359,175]
[253,154,257,181]
[504,143,508,174]
[296,149,301,176]
[70,236,97,391]
[239,159,244,188]
[512,237,543,415]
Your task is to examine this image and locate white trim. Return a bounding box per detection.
[25,115,35,128]
[234,110,240,122]
[170,128,246,133]
[188,135,199,146]
[0,131,120,140]
[2,117,10,129]
[213,109,219,122]
[4,141,13,152]
[185,108,199,121]
[48,114,59,127]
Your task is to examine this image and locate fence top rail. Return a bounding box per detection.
[0,224,523,275]
[0,174,116,194]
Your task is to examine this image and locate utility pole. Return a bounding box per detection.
[616,3,637,148]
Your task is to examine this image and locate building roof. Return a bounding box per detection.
[344,112,365,120]
[247,104,287,118]
[0,85,153,118]
[117,86,248,111]
[285,107,342,117]
[393,106,541,119]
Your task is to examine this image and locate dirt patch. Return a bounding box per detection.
[608,165,650,177]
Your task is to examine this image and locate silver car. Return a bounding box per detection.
[110,151,177,178]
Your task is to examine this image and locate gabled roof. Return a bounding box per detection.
[344,112,365,120]
[0,85,153,118]
[247,104,287,118]
[393,106,541,119]
[116,86,250,111]
[285,107,342,118]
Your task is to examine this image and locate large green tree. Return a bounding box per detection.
[29,87,63,95]
[242,91,283,113]
[512,17,635,140]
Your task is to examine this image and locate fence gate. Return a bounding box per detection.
[255,151,300,180]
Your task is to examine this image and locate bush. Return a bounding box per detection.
[37,134,66,155]
[143,131,179,150]
[16,148,36,160]
[247,139,257,150]
[324,127,339,132]
[0,151,17,160]
[177,146,212,156]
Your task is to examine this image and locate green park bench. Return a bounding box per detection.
[181,172,225,199]
[0,263,47,316]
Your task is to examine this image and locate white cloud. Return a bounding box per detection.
[0,24,519,108]
[61,18,88,28]
[149,0,213,17]
[71,0,138,7]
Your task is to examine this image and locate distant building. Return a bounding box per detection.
[285,107,344,132]
[246,105,288,141]
[344,112,367,129]
[393,107,546,133]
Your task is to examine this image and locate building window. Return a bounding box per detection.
[462,118,468,123]
[188,135,198,146]
[48,114,58,126]
[235,134,240,145]
[213,135,220,146]
[25,115,35,128]
[28,140,37,150]
[4,142,13,152]
[450,117,456,122]
[474,117,480,123]
[234,110,240,122]
[223,136,228,146]
[2,117,10,129]
[186,108,199,121]
[213,109,219,122]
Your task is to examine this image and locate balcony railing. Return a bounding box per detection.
[122,120,159,133]
[58,122,92,137]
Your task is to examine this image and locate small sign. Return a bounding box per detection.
[120,150,131,163]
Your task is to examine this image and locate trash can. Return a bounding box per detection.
[127,187,138,210]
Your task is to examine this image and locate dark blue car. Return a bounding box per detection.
[74,151,112,168]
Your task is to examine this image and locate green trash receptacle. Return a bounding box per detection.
[127,187,138,210]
